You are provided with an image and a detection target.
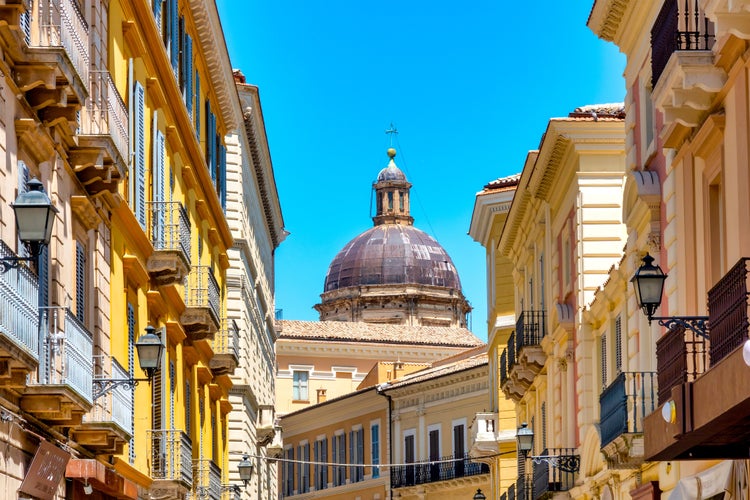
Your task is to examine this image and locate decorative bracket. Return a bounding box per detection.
[653,316,709,339]
[92,378,148,400]
[530,454,580,473]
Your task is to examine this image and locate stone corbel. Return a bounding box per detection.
[632,170,662,252]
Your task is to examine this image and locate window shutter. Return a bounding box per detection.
[127,303,136,464]
[169,361,175,428]
[134,81,146,229]
[75,241,86,323]
[322,437,328,486]
[218,143,226,208]
[601,334,608,388]
[38,246,49,308]
[185,379,191,436]
[357,428,364,480]
[178,16,185,92]
[186,35,193,118]
[541,402,547,450]
[169,0,178,77]
[17,161,30,258]
[152,0,162,32]
[371,426,379,478]
[615,315,622,374]
[349,430,354,481]
[194,73,200,138]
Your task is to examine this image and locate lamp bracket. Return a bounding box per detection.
[0,255,35,273]
[92,378,149,400]
[653,316,709,339]
[529,454,580,473]
[221,484,242,493]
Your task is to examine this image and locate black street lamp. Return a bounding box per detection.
[1,178,58,271]
[517,422,533,455]
[92,326,164,399]
[516,422,579,473]
[237,455,254,487]
[473,488,487,500]
[631,253,708,337]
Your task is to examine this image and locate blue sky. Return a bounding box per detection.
[216,1,626,341]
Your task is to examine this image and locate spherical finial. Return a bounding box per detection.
[387,148,397,159]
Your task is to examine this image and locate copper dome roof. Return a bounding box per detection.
[323,224,462,292]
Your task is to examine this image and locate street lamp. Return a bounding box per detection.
[0,178,58,271]
[516,422,579,473]
[237,455,254,487]
[631,253,708,337]
[92,326,164,399]
[473,489,487,500]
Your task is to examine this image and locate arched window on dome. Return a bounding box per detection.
[388,192,394,210]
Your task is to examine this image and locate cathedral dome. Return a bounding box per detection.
[323,224,461,292]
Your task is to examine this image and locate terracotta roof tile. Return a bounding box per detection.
[385,351,488,388]
[277,320,483,347]
[483,173,521,191]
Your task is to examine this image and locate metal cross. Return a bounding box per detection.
[385,123,398,146]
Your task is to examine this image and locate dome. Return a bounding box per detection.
[323,224,462,292]
[377,161,407,182]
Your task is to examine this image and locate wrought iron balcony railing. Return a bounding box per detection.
[707,257,750,364]
[652,0,715,86]
[149,201,191,260]
[500,348,508,384]
[26,0,90,86]
[0,239,39,360]
[508,331,516,366]
[212,318,239,360]
[185,265,220,321]
[86,356,133,434]
[194,459,221,500]
[655,322,708,404]
[599,371,657,447]
[515,310,546,350]
[531,448,578,498]
[148,429,193,487]
[28,307,93,405]
[80,71,129,165]
[390,452,489,488]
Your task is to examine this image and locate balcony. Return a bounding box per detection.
[74,356,132,454]
[194,459,221,500]
[651,0,724,146]
[147,202,191,286]
[266,425,283,459]
[148,429,193,495]
[531,448,578,499]
[501,310,546,402]
[0,240,40,380]
[644,257,750,460]
[209,318,239,376]
[702,0,750,40]
[390,452,489,488]
[181,265,220,340]
[470,412,499,458]
[71,71,129,198]
[257,404,276,445]
[599,371,657,468]
[23,307,93,426]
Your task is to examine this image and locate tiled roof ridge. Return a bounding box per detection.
[483,173,521,190]
[568,102,625,120]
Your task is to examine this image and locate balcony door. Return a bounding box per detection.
[453,424,465,477]
[429,429,440,481]
[404,434,415,486]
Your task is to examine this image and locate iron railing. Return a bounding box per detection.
[531,448,578,498]
[148,429,193,486]
[0,240,39,358]
[148,201,191,261]
[508,331,516,367]
[390,452,488,488]
[194,459,221,500]
[599,371,657,447]
[707,257,750,365]
[81,71,129,164]
[212,318,239,360]
[29,307,93,405]
[516,475,529,500]
[516,310,546,351]
[185,265,220,322]
[28,0,90,85]
[500,348,508,384]
[85,356,133,434]
[655,322,708,404]
[652,0,715,86]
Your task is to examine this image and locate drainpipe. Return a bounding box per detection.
[376,383,393,500]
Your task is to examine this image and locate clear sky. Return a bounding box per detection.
[216,1,626,341]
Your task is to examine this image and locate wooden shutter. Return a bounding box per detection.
[615,315,623,374]
[168,0,178,77]
[152,0,162,32]
[75,241,86,323]
[169,361,175,428]
[194,73,200,138]
[322,437,328,487]
[17,161,30,258]
[185,379,191,435]
[218,143,226,208]
[601,334,608,388]
[127,303,136,464]
[178,16,185,92]
[357,428,364,480]
[134,81,146,229]
[185,34,193,117]
[371,426,379,478]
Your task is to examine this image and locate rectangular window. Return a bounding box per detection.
[370,424,380,478]
[293,371,309,401]
[332,433,346,486]
[404,434,415,486]
[298,443,310,493]
[428,429,440,481]
[349,428,364,483]
[453,424,465,477]
[314,437,328,490]
[283,448,294,496]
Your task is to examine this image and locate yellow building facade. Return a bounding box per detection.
[0,0,275,498]
[468,175,521,500]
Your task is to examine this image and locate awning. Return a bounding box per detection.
[668,460,749,500]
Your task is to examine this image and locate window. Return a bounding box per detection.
[404,433,415,486]
[283,447,294,496]
[370,424,380,478]
[293,371,309,401]
[332,433,346,486]
[428,427,440,481]
[298,443,310,493]
[453,424,465,477]
[314,437,328,490]
[387,192,393,210]
[350,428,364,483]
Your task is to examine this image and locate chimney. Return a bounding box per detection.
[316,388,327,404]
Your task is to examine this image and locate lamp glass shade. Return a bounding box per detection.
[473,489,487,500]
[238,455,254,483]
[517,422,534,452]
[12,179,58,244]
[135,326,164,374]
[630,253,667,319]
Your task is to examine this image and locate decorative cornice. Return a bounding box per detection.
[587,0,633,42]
[188,0,240,132]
